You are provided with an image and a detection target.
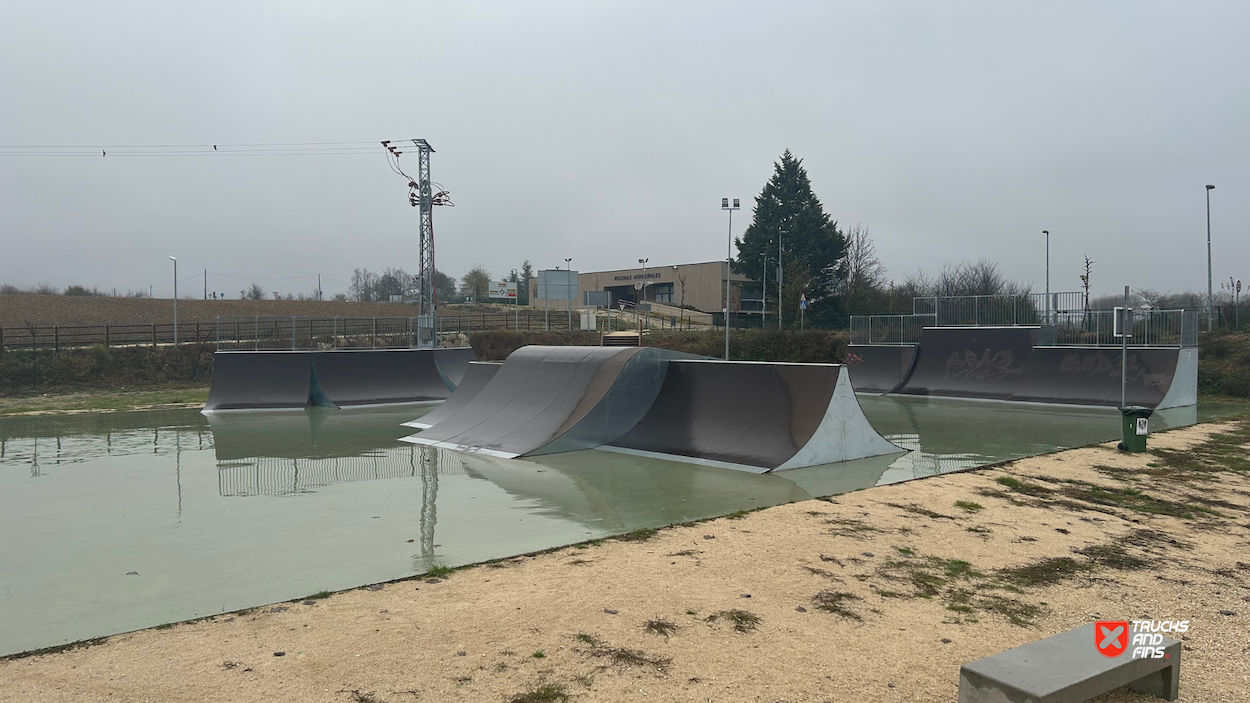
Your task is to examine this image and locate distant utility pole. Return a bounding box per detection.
[383,139,452,346]
[318,273,322,301]
[565,258,573,330]
[203,269,207,300]
[721,197,739,360]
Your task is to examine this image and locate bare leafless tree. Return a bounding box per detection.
[837,223,888,315]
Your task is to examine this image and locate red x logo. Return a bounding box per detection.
[1096,621,1129,657]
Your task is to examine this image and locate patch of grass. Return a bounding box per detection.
[531,650,546,659]
[617,528,658,542]
[667,549,701,557]
[573,634,670,672]
[894,546,915,556]
[966,526,992,534]
[1056,480,1222,520]
[1077,544,1149,570]
[885,502,956,519]
[566,559,592,566]
[706,609,761,633]
[811,590,862,621]
[724,510,750,520]
[642,618,679,639]
[349,691,385,703]
[823,517,884,537]
[2,636,110,661]
[955,500,984,512]
[999,557,1087,587]
[425,563,455,579]
[304,591,332,600]
[995,476,1053,496]
[506,683,569,703]
[802,565,840,579]
[154,623,174,630]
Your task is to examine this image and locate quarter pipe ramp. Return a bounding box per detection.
[204,348,475,411]
[606,361,902,473]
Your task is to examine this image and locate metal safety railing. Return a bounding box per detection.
[849,307,1198,348]
[913,292,1086,327]
[849,314,934,345]
[1051,309,1199,348]
[215,316,434,350]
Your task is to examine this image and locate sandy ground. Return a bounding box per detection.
[3,423,1249,703]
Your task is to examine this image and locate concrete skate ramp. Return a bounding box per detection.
[205,352,325,411]
[895,327,1039,400]
[401,346,698,458]
[403,362,502,429]
[607,361,902,473]
[205,348,474,411]
[845,344,917,394]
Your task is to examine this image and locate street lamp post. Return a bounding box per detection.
[1206,184,1215,331]
[721,197,739,360]
[638,258,649,331]
[511,267,519,331]
[565,257,573,330]
[1042,230,1049,324]
[169,256,178,345]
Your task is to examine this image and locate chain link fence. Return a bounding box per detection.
[851,307,1198,348]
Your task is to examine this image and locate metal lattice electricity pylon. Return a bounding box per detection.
[383,139,452,346]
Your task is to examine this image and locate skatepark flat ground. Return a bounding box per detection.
[3,421,1248,702]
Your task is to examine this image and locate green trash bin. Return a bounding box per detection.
[1118,406,1153,452]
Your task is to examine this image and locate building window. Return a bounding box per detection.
[652,282,673,303]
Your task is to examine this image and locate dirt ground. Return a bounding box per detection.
[3,423,1248,703]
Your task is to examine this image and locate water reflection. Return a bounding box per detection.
[0,398,1232,658]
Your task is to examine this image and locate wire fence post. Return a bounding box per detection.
[254,316,258,350]
[372,318,377,349]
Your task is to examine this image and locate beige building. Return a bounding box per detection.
[529,260,752,313]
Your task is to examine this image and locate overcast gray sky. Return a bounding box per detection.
[2,1,1246,300]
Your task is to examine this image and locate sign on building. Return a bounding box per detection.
[488,280,518,299]
[537,270,578,303]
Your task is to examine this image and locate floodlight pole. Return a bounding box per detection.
[1206,184,1215,331]
[169,256,177,345]
[722,198,739,359]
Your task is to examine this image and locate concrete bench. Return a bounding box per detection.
[959,623,1180,702]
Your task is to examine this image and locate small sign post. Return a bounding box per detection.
[799,293,808,330]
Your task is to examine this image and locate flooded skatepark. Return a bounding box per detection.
[0,397,1238,657]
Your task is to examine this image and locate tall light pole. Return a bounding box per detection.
[565,257,573,330]
[1042,230,1049,324]
[1206,184,1215,331]
[169,256,178,345]
[721,197,739,360]
[638,258,649,331]
[777,227,783,330]
[511,267,519,330]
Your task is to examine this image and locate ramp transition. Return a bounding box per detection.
[400,345,700,458]
[844,344,917,394]
[606,361,901,472]
[403,362,503,430]
[204,348,475,411]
